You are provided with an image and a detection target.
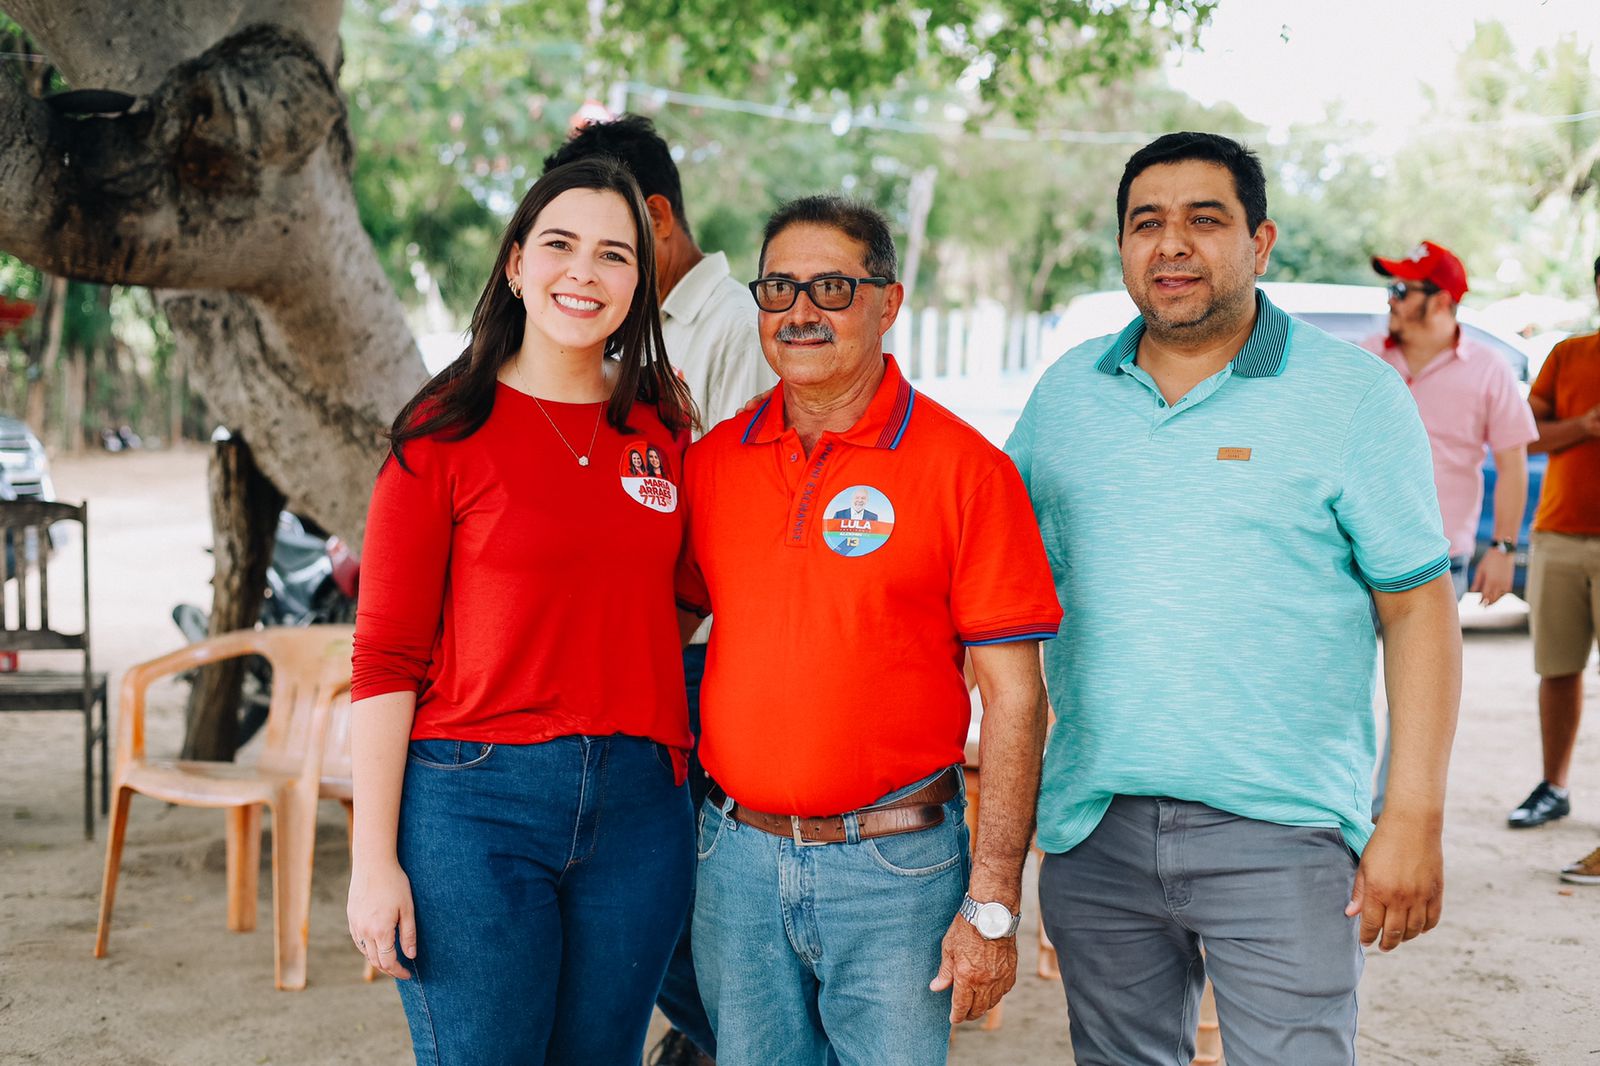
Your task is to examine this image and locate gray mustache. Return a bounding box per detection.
[777,323,836,344]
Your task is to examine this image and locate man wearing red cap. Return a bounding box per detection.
[1519,254,1600,875]
[1363,241,1537,817]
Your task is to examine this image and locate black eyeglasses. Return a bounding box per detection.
[749,274,891,313]
[1387,281,1440,301]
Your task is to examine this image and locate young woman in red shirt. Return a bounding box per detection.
[346,157,698,1065]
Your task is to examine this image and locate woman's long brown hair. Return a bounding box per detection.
[388,156,698,468]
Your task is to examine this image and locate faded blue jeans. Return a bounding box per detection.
[395,734,694,1066]
[692,767,969,1066]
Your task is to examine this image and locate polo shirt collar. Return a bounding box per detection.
[1095,289,1293,379]
[660,251,732,324]
[741,354,915,450]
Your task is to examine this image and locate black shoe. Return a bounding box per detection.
[1507,781,1570,828]
[647,1029,715,1066]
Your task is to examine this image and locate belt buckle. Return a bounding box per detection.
[790,815,828,847]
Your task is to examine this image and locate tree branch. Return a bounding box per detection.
[3,0,344,92]
[0,25,345,289]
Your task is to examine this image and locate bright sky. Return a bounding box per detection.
[1166,0,1597,150]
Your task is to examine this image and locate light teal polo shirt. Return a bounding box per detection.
[1007,291,1449,855]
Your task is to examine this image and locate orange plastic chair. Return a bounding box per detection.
[94,625,355,990]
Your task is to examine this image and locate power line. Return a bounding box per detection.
[624,80,1600,145]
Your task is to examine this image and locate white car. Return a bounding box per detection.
[1038,282,1529,385]
[1028,281,1543,597]
[0,415,54,501]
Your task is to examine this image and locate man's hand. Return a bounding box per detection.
[1582,403,1600,437]
[1470,550,1514,606]
[929,913,1017,1023]
[1344,811,1444,952]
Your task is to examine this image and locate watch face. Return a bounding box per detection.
[974,902,1012,939]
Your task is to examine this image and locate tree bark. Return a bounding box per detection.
[181,434,285,762]
[0,4,424,544]
[23,275,66,433]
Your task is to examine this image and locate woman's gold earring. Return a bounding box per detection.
[508,277,523,298]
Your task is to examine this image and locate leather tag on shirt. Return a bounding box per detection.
[1216,447,1252,461]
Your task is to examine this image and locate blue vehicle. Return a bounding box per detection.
[1285,301,1543,601]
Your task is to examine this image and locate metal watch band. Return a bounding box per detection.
[958,893,1022,939]
[1491,538,1516,554]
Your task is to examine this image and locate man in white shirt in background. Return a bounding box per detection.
[545,113,775,1066]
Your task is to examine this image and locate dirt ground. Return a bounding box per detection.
[2,448,1598,1066]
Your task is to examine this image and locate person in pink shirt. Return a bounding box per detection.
[1362,240,1537,816]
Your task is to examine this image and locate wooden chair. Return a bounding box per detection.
[94,625,355,990]
[0,499,109,838]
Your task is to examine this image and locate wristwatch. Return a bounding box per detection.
[958,894,1021,940]
[1490,539,1516,555]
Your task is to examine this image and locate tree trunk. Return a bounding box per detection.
[0,2,424,545]
[181,434,286,762]
[63,346,86,453]
[167,339,186,447]
[901,166,938,306]
[23,275,66,433]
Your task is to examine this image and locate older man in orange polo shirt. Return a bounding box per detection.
[676,196,1061,1066]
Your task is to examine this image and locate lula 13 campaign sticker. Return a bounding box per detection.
[619,442,677,512]
[822,485,894,556]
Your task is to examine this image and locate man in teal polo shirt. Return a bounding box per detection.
[1008,132,1462,1065]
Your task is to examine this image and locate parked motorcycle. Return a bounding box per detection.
[173,511,360,745]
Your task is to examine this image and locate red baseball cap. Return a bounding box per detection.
[1371,241,1468,301]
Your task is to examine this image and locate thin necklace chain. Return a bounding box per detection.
[513,362,605,467]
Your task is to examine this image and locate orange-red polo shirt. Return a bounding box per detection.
[1530,331,1600,535]
[677,355,1062,816]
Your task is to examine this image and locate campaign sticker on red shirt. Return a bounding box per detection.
[822,485,894,556]
[619,443,677,512]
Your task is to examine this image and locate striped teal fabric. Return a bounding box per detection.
[1008,291,1449,856]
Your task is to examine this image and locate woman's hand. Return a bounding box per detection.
[739,386,775,413]
[348,856,418,979]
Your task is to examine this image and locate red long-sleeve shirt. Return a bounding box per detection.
[352,383,691,758]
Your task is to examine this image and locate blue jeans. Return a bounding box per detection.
[395,734,694,1066]
[692,768,970,1066]
[654,644,717,1056]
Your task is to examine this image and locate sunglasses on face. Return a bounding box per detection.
[749,274,891,313]
[1387,281,1440,302]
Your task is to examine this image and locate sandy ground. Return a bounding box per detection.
[2,447,1598,1066]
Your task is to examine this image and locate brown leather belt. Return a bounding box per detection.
[707,767,959,846]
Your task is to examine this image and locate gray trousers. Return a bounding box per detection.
[1039,796,1362,1066]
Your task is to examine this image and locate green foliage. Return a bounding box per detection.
[574,0,1216,117]
[342,1,584,315]
[1262,131,1388,286]
[1370,24,1599,299]
[345,0,1222,316]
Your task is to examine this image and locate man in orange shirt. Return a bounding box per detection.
[1512,255,1600,887]
[676,196,1061,1065]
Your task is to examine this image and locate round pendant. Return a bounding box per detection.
[578,456,589,467]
